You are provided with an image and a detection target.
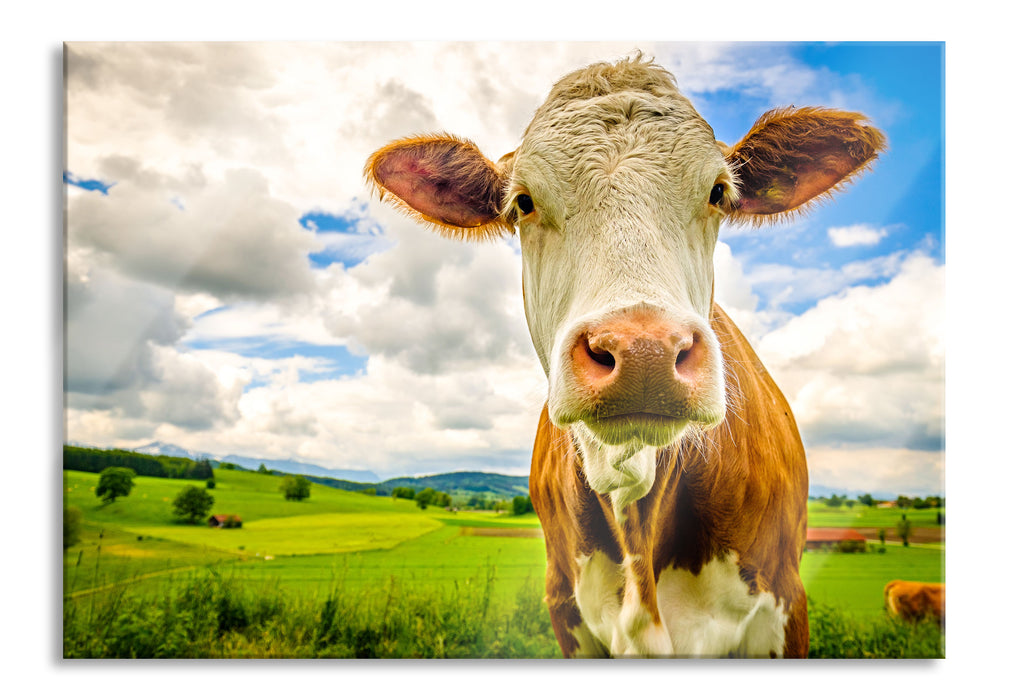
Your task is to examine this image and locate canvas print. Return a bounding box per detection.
[62,42,944,659]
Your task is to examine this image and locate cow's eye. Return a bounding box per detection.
[709,183,725,207]
[516,194,535,216]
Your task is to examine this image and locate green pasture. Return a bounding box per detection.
[801,545,943,618]
[64,468,944,632]
[807,501,944,530]
[64,469,547,603]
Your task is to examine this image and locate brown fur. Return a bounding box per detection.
[884,580,945,625]
[723,107,886,225]
[529,304,809,657]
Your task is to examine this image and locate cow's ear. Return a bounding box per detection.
[365,134,512,240]
[724,107,885,224]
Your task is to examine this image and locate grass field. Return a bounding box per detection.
[63,468,944,658]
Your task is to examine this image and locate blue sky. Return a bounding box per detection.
[63,41,944,495]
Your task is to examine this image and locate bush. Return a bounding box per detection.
[63,506,83,549]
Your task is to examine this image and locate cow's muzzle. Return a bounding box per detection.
[559,306,723,446]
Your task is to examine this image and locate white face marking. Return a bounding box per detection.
[510,79,732,506]
[573,550,788,658]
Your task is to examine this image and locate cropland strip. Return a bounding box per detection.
[131,512,444,557]
[461,527,544,538]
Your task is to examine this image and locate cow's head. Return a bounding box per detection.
[366,57,883,512]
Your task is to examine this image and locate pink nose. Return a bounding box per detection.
[569,309,710,418]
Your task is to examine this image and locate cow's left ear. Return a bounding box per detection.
[723,107,886,224]
[365,134,512,240]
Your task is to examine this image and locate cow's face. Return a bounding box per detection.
[365,57,883,507]
[507,85,733,466]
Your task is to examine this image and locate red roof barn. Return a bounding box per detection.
[208,514,242,528]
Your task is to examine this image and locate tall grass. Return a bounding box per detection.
[64,575,944,658]
[807,599,944,658]
[63,567,561,659]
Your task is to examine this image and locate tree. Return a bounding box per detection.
[512,495,533,515]
[896,513,912,547]
[391,486,415,500]
[96,467,136,504]
[280,475,311,501]
[415,487,437,510]
[858,493,875,507]
[173,486,215,523]
[183,458,214,480]
[63,506,83,549]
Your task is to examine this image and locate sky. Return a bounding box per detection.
[62,41,945,496]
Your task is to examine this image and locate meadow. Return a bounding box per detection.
[63,468,944,658]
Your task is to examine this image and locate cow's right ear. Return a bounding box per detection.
[723,107,885,225]
[365,134,512,240]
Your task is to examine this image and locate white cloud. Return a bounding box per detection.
[806,446,944,496]
[68,165,317,301]
[757,254,944,453]
[828,224,888,247]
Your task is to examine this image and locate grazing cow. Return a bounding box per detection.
[885,580,945,625]
[365,56,884,657]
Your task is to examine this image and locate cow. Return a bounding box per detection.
[365,55,884,658]
[885,580,945,626]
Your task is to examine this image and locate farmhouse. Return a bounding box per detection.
[805,528,867,552]
[208,514,242,528]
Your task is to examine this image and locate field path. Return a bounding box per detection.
[64,562,216,600]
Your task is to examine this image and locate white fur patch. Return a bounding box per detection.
[573,550,788,658]
[571,430,659,522]
[656,552,788,658]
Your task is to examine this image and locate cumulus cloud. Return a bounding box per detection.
[757,254,944,455]
[65,262,241,432]
[828,224,888,247]
[68,165,317,301]
[321,215,534,376]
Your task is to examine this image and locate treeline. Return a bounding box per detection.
[815,493,945,509]
[62,445,229,481]
[305,471,531,506]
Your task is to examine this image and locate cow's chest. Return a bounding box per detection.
[570,550,788,658]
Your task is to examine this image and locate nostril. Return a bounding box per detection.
[674,332,704,379]
[573,334,619,386]
[674,333,697,367]
[587,344,616,368]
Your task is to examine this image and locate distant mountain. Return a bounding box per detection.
[306,470,530,500]
[219,454,379,483]
[132,441,212,461]
[129,441,380,483]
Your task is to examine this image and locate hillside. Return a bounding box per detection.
[305,471,529,500]
[63,444,528,502]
